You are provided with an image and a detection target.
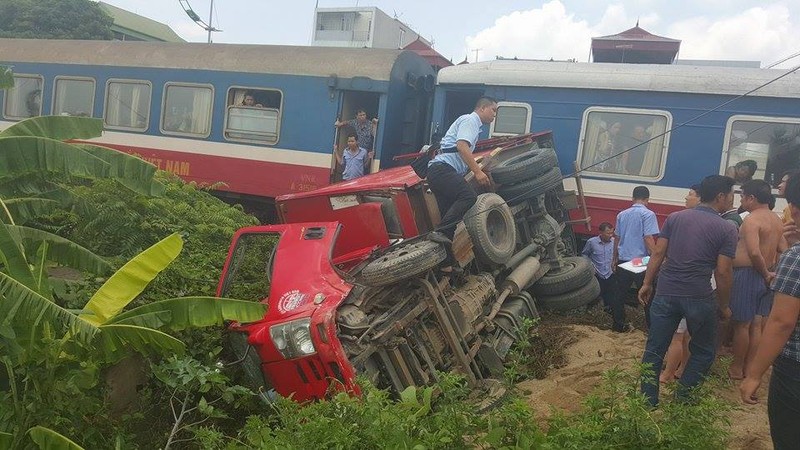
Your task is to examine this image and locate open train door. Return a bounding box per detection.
[329,91,380,183]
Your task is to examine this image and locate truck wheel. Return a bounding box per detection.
[359,240,446,286]
[532,256,594,296]
[490,147,558,185]
[536,276,601,312]
[464,193,516,266]
[497,166,562,204]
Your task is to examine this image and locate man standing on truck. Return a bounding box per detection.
[639,175,738,406]
[427,96,497,273]
[614,186,659,331]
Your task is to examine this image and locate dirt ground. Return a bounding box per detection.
[518,312,773,449]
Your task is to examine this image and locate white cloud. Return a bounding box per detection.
[465,1,800,67]
[668,5,800,67]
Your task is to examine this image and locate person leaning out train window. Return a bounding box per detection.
[726,160,758,184]
[241,93,263,108]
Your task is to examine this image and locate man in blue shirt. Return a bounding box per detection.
[582,222,621,329]
[427,96,497,272]
[614,185,660,330]
[639,175,738,406]
[334,131,373,181]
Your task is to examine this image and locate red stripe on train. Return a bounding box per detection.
[571,196,683,237]
[88,142,331,198]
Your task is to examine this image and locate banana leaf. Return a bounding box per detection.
[0,116,103,140]
[28,426,85,450]
[1,198,61,224]
[10,225,112,275]
[78,144,165,196]
[0,136,110,181]
[0,222,37,292]
[108,297,268,331]
[80,233,183,326]
[0,272,95,338]
[0,431,12,450]
[95,324,185,356]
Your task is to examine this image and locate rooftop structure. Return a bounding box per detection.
[591,24,680,64]
[98,1,185,42]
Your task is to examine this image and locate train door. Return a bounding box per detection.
[439,89,484,140]
[330,91,380,183]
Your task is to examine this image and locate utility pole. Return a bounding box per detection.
[207,0,214,43]
[472,48,482,63]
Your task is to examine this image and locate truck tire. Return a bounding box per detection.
[536,276,601,312]
[359,240,446,286]
[497,166,562,204]
[464,193,516,266]
[490,147,558,185]
[532,256,594,296]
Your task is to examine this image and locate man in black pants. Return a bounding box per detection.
[427,97,497,272]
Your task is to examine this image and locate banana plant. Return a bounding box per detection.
[1,233,267,450]
[0,116,165,227]
[0,233,266,356]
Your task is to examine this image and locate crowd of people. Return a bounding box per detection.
[346,97,799,447]
[580,171,800,448]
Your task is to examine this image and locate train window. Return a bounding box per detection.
[53,76,95,117]
[577,107,672,180]
[723,116,800,188]
[490,102,531,137]
[223,87,282,144]
[2,74,43,120]
[161,82,213,138]
[104,79,152,131]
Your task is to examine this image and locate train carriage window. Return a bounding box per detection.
[577,108,672,180]
[104,79,152,131]
[223,87,282,144]
[723,116,800,187]
[53,76,95,117]
[489,102,531,137]
[3,74,43,120]
[161,83,213,138]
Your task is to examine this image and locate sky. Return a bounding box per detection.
[100,0,800,68]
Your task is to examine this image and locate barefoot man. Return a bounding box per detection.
[729,180,787,379]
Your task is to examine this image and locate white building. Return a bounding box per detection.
[312,6,429,49]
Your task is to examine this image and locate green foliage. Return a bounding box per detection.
[150,355,254,450]
[27,426,85,450]
[225,367,731,450]
[0,0,113,40]
[543,367,731,449]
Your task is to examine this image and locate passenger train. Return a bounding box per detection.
[2,38,799,238]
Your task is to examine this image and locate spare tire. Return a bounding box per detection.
[464,193,516,266]
[360,240,446,286]
[490,147,558,185]
[497,167,562,204]
[536,276,601,312]
[532,256,594,296]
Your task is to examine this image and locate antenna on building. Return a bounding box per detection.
[178,0,222,43]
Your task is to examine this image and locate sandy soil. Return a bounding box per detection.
[517,324,772,449]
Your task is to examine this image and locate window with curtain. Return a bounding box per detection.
[490,102,531,136]
[53,77,95,117]
[3,74,43,120]
[224,87,282,144]
[161,83,213,137]
[578,108,671,179]
[104,80,151,131]
[725,118,800,188]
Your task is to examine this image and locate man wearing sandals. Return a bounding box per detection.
[427,97,497,273]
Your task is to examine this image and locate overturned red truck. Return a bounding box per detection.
[217,132,599,402]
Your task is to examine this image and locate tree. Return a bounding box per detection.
[0,0,113,40]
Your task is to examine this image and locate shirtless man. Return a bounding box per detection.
[728,179,786,379]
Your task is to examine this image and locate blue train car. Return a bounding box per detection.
[0,38,435,209]
[432,59,800,236]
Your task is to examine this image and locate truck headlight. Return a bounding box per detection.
[269,318,317,359]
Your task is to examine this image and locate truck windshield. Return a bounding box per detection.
[219,232,279,302]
